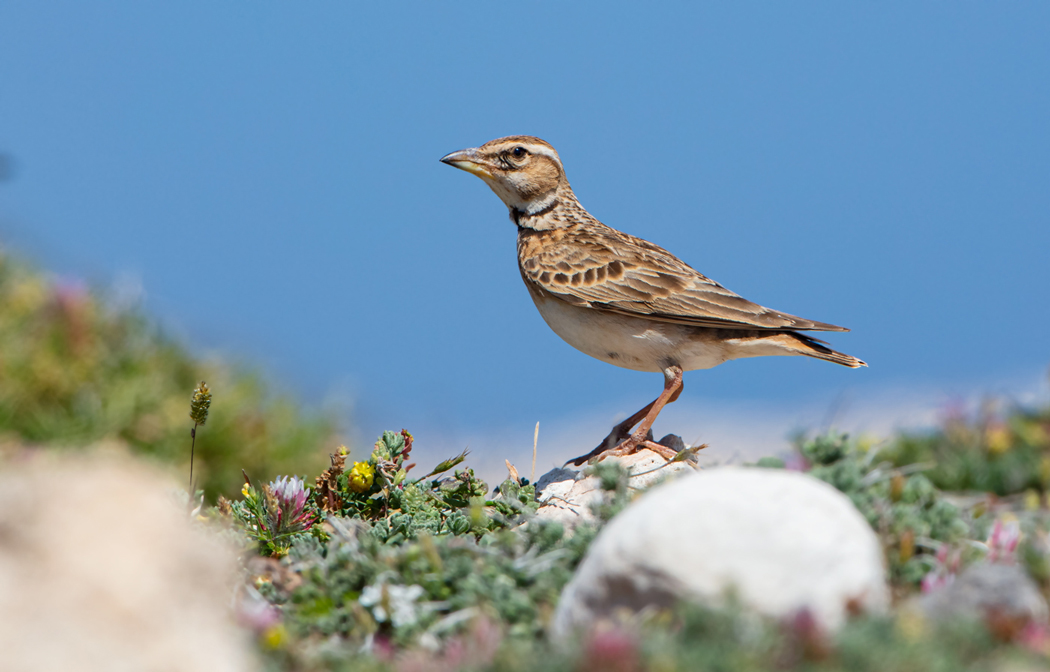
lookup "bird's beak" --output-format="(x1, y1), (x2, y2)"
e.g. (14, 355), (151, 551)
(440, 147), (495, 179)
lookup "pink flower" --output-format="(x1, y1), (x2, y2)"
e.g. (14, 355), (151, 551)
(987, 518), (1021, 564)
(581, 627), (640, 672)
(236, 589), (281, 633)
(784, 453), (811, 472)
(1020, 622), (1050, 656)
(266, 476), (315, 534)
(921, 545), (961, 594)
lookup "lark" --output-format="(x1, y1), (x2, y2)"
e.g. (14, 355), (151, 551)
(441, 136), (865, 465)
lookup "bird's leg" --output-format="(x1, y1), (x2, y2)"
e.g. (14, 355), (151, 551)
(566, 366), (685, 466)
(603, 401), (657, 448)
(564, 401), (656, 467)
(606, 365), (684, 459)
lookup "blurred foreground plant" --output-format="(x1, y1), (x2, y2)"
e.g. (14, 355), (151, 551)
(0, 247), (335, 499)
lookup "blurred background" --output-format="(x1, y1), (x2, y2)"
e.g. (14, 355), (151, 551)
(1, 3), (1048, 496)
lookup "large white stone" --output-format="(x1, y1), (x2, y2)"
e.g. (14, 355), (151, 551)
(552, 466), (889, 637)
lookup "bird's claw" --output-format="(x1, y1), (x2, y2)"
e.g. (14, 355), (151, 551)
(565, 426), (655, 466)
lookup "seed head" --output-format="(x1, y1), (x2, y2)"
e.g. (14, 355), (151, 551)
(189, 381), (212, 425)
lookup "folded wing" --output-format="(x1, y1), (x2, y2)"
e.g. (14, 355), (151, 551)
(518, 226), (848, 332)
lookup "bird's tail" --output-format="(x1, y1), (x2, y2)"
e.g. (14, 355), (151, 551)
(778, 332), (867, 368)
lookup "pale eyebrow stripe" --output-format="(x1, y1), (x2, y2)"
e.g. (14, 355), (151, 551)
(526, 144), (562, 167)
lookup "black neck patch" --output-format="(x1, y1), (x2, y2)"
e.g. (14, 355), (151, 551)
(511, 198), (559, 228)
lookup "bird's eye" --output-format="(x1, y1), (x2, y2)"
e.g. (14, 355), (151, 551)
(511, 146), (527, 159)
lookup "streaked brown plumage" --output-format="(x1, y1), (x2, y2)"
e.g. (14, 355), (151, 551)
(441, 135), (864, 464)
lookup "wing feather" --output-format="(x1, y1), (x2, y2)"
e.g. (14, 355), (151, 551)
(517, 225), (848, 332)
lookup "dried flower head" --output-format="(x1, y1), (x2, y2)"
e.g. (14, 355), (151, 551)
(189, 381), (212, 425)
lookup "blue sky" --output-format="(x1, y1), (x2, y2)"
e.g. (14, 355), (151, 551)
(1, 3), (1048, 469)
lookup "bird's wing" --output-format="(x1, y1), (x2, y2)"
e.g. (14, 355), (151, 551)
(518, 227), (848, 332)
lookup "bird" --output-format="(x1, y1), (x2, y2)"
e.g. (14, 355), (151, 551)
(440, 136), (865, 466)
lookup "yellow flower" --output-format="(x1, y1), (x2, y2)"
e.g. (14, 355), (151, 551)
(241, 483), (251, 497)
(1040, 456), (1050, 488)
(348, 461), (375, 493)
(261, 624), (287, 650)
(1025, 489), (1041, 511)
(896, 607), (927, 642)
(985, 425), (1011, 455)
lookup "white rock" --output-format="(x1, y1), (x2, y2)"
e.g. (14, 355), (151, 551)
(0, 454), (256, 672)
(552, 466), (889, 637)
(534, 449), (695, 529)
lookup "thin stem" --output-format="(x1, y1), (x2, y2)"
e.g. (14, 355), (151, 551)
(531, 422), (539, 485)
(189, 422), (198, 502)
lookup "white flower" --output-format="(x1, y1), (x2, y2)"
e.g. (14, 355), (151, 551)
(359, 582), (426, 628)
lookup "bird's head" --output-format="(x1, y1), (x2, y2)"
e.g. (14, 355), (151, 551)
(440, 136), (570, 216)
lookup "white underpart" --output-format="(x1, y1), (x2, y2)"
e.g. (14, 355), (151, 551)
(483, 172), (558, 214)
(481, 175), (524, 210)
(530, 289), (804, 373)
(523, 190), (559, 214)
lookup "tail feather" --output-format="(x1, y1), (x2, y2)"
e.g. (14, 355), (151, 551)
(785, 332), (867, 368)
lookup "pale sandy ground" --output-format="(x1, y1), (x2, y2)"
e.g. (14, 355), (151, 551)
(400, 371), (1050, 488)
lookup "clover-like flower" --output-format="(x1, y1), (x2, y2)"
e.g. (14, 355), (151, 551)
(348, 461), (375, 493)
(264, 476), (315, 535)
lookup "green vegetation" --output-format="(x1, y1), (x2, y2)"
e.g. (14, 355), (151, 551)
(0, 248), (335, 499)
(222, 430), (1050, 671)
(882, 400), (1050, 496)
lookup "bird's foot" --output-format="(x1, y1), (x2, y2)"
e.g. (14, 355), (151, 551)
(565, 423), (648, 466)
(603, 436), (680, 462)
(566, 428), (683, 466)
